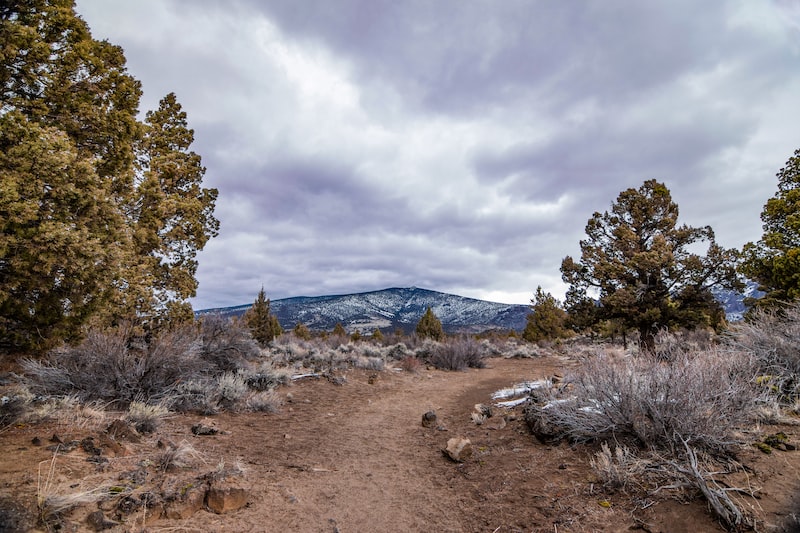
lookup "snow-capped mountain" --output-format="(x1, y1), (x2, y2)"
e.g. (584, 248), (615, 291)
(198, 287), (531, 333)
(198, 282), (763, 334)
(712, 280), (764, 322)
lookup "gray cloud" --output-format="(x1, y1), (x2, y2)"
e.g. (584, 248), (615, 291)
(74, 0), (800, 308)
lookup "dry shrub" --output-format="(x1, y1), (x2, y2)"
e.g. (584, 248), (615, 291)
(525, 346), (759, 454)
(22, 323), (207, 406)
(37, 453), (105, 528)
(399, 355), (422, 373)
(428, 336), (487, 371)
(728, 304), (800, 402)
(198, 314), (261, 372)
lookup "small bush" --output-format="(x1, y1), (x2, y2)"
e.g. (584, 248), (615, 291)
(429, 336), (487, 371)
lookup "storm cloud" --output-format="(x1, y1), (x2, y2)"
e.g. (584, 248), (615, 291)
(75, 0), (800, 308)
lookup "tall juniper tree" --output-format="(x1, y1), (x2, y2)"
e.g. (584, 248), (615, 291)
(0, 1), (218, 352)
(561, 180), (740, 352)
(742, 148), (800, 309)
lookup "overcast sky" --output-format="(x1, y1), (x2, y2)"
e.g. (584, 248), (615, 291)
(74, 0), (800, 308)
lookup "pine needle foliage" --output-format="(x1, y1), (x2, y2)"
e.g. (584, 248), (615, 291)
(416, 307), (444, 341)
(245, 288), (282, 347)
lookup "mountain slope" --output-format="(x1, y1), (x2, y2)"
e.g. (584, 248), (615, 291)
(198, 287), (530, 333)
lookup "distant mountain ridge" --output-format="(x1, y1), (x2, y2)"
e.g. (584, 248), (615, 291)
(198, 287), (531, 333)
(198, 283), (761, 334)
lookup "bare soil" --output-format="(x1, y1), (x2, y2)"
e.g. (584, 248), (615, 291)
(1, 354), (799, 532)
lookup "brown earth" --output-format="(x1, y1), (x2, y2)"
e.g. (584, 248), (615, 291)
(1, 354), (799, 532)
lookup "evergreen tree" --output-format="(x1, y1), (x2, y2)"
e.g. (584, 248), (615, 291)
(562, 180), (740, 352)
(332, 323), (347, 337)
(742, 148), (800, 309)
(293, 322), (311, 340)
(245, 288), (282, 347)
(0, 113), (127, 350)
(416, 307), (444, 341)
(124, 93), (219, 325)
(523, 286), (570, 343)
(0, 2), (218, 351)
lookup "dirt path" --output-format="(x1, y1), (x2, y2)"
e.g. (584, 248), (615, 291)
(2, 355), (799, 532)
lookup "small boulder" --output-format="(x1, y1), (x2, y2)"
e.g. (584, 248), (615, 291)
(105, 419), (141, 443)
(421, 410), (437, 428)
(206, 480), (250, 514)
(163, 479), (206, 520)
(444, 437), (472, 462)
(191, 423), (220, 436)
(86, 510), (118, 531)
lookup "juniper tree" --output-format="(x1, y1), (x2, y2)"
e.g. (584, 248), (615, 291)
(245, 288), (282, 347)
(742, 148), (800, 309)
(523, 286), (570, 343)
(416, 307), (444, 341)
(0, 2), (219, 351)
(561, 180), (740, 352)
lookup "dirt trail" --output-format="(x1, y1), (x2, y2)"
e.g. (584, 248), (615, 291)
(1, 355), (799, 532)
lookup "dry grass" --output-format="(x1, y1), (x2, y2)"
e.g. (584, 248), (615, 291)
(37, 453), (105, 528)
(126, 401), (170, 434)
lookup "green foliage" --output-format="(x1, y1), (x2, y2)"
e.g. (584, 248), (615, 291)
(123, 93), (219, 325)
(0, 112), (127, 351)
(293, 322), (311, 340)
(416, 307), (444, 341)
(742, 148), (800, 309)
(245, 288), (282, 347)
(523, 286), (571, 343)
(561, 180), (740, 352)
(0, 2), (218, 352)
(371, 328), (384, 342)
(332, 323), (347, 337)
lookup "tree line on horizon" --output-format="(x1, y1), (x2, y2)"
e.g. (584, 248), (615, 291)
(3, 1), (800, 356)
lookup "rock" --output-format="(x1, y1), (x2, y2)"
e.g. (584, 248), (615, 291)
(444, 437), (472, 462)
(191, 423), (219, 436)
(81, 436), (102, 456)
(86, 510), (117, 531)
(474, 403), (493, 418)
(421, 410), (437, 428)
(163, 478), (206, 520)
(105, 419), (141, 443)
(205, 479), (250, 514)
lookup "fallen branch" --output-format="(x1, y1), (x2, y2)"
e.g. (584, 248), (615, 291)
(678, 437), (753, 531)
